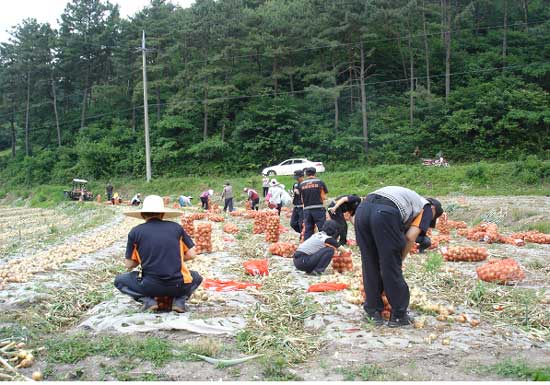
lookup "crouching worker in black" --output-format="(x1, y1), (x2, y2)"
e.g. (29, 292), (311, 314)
(293, 220), (350, 275)
(327, 194), (363, 246)
(355, 186), (443, 327)
(114, 195), (203, 313)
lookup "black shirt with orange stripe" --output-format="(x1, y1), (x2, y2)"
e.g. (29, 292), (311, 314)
(409, 207), (433, 235)
(125, 218), (195, 283)
(299, 177), (328, 210)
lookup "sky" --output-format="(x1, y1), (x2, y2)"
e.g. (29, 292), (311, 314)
(0, 0), (195, 44)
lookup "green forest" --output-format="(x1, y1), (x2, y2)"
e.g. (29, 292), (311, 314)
(0, 0), (548, 185)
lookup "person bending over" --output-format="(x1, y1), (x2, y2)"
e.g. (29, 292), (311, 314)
(355, 186), (443, 327)
(327, 194), (363, 246)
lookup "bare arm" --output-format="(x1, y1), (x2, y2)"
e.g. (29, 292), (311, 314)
(329, 196), (349, 212)
(402, 226), (422, 260)
(124, 259), (139, 271)
(184, 247), (197, 261)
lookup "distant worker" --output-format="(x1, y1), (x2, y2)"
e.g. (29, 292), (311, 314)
(262, 176), (270, 197)
(292, 220), (349, 275)
(199, 189), (213, 210)
(178, 195), (193, 208)
(221, 182), (234, 212)
(106, 182), (113, 201)
(114, 195), (202, 312)
(300, 167), (328, 240)
(243, 188), (260, 210)
(327, 194), (363, 246)
(111, 192), (122, 205)
(268, 179), (284, 215)
(290, 170), (304, 235)
(355, 186), (443, 327)
(131, 193), (142, 206)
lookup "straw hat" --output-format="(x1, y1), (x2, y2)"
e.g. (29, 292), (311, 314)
(123, 195), (181, 219)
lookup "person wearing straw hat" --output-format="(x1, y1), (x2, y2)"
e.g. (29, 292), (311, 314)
(114, 195), (203, 312)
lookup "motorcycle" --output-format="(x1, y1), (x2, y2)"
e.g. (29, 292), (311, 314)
(422, 157), (449, 167)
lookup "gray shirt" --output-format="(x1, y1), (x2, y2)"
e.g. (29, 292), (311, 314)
(222, 185), (233, 199)
(372, 186), (429, 226)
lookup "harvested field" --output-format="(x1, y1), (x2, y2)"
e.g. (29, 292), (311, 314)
(0, 196), (548, 381)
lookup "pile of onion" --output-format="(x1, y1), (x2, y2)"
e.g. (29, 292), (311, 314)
(358, 284), (392, 320)
(476, 258), (525, 284)
(223, 223), (239, 234)
(208, 214), (225, 222)
(189, 213), (207, 221)
(268, 242), (297, 258)
(510, 230), (550, 245)
(332, 250), (353, 273)
(265, 214), (280, 243)
(194, 223), (213, 254)
(253, 211), (269, 234)
(180, 215), (195, 237)
(441, 246), (488, 262)
(436, 215), (451, 235)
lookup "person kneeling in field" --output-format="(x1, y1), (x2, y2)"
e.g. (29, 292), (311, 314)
(114, 195), (203, 312)
(293, 220), (350, 275)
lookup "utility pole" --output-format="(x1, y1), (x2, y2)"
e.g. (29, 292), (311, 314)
(141, 30), (152, 182)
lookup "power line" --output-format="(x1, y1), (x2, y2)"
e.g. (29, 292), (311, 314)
(174, 19), (550, 68)
(20, 60), (547, 136)
(2, 20), (547, 123)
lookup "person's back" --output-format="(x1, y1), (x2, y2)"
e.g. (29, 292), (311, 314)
(300, 168), (328, 240)
(223, 185), (233, 199)
(128, 219), (192, 282)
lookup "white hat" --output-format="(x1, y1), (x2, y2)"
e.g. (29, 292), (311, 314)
(208, 189), (214, 196)
(124, 195), (181, 219)
(270, 179), (279, 186)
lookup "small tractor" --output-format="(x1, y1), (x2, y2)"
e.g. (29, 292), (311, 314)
(64, 179), (94, 201)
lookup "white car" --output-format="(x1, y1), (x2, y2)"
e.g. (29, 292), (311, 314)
(262, 158), (326, 176)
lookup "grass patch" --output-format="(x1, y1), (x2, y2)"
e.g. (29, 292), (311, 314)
(260, 355), (303, 381)
(480, 360), (550, 381)
(339, 364), (386, 381)
(3, 162), (550, 207)
(45, 334), (174, 367)
(521, 221), (550, 234)
(423, 252), (443, 273)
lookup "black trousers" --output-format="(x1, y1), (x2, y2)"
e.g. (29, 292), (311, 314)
(290, 206), (304, 233)
(114, 271), (203, 301)
(200, 197), (209, 209)
(303, 208), (327, 241)
(293, 248), (334, 274)
(223, 198), (234, 212)
(250, 198), (259, 210)
(328, 206), (348, 246)
(355, 199), (409, 318)
(263, 187), (268, 197)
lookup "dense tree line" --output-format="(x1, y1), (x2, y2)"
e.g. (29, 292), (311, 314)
(0, 0), (548, 183)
